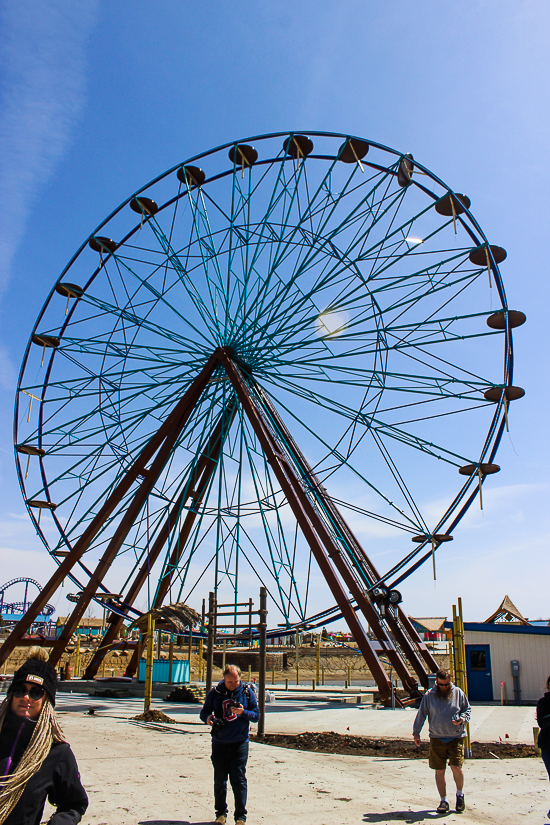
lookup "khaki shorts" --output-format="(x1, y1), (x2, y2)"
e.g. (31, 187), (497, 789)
(429, 737), (464, 770)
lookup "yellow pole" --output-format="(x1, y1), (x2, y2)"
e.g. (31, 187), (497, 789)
(74, 634), (81, 678)
(456, 599), (471, 755)
(144, 613), (155, 713)
(199, 638), (204, 681)
(316, 635), (321, 686)
(168, 638), (174, 684)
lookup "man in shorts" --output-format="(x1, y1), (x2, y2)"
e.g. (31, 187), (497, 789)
(413, 668), (471, 814)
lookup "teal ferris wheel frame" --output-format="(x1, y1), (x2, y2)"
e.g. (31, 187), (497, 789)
(5, 131), (524, 691)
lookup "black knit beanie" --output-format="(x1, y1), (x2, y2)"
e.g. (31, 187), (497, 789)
(11, 648), (57, 706)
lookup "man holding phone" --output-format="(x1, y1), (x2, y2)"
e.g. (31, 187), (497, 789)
(413, 668), (471, 814)
(200, 664), (260, 825)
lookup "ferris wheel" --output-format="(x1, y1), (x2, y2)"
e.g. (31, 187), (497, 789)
(4, 131), (524, 694)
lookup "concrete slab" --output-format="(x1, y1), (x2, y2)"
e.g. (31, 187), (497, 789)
(48, 706), (550, 825)
(55, 693), (539, 745)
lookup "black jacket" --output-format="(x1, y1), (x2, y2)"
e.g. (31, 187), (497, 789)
(200, 680), (260, 744)
(537, 691), (550, 751)
(0, 711), (88, 825)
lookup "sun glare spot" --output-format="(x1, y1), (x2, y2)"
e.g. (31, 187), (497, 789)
(315, 310), (349, 338)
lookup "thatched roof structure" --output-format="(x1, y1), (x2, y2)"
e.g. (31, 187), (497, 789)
(484, 595), (530, 625)
(129, 602), (201, 634)
(409, 617), (447, 633)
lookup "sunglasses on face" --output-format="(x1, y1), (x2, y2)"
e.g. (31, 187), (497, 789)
(12, 684), (46, 701)
(437, 681), (451, 687)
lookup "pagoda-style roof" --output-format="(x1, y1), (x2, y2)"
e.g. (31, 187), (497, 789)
(484, 595), (530, 625)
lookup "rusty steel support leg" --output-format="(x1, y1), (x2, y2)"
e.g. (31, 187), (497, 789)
(153, 404), (237, 610)
(206, 592), (216, 693)
(0, 351), (225, 669)
(257, 383), (429, 692)
(123, 408), (235, 678)
(84, 402), (235, 679)
(246, 376), (415, 694)
(257, 586), (267, 739)
(125, 634), (146, 681)
(221, 356), (395, 697)
(395, 609), (438, 674)
(48, 352), (230, 668)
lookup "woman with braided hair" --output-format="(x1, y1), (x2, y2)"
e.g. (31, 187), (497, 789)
(0, 648), (88, 825)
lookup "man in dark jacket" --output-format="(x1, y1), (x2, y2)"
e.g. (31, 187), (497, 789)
(200, 664), (260, 825)
(536, 675), (550, 818)
(0, 648), (88, 825)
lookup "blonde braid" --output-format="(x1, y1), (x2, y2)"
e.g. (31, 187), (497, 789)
(0, 696), (66, 824)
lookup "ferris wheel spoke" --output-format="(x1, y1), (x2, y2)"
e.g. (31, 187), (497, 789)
(66, 290), (204, 351)
(252, 382), (424, 529)
(240, 427), (304, 620)
(263, 371), (474, 468)
(142, 220), (224, 342)
(110, 249), (220, 346)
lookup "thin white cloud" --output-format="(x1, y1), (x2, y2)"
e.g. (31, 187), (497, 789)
(0, 0), (98, 294)
(0, 345), (17, 393)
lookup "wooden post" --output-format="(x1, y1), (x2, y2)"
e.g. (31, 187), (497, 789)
(248, 664), (251, 682)
(456, 598), (471, 756)
(74, 634), (81, 678)
(257, 586), (267, 739)
(296, 666), (299, 686)
(206, 592), (215, 693)
(285, 678), (288, 690)
(168, 638), (174, 684)
(144, 613), (155, 713)
(188, 625), (193, 680)
(347, 665), (351, 686)
(322, 666), (325, 686)
(222, 638), (227, 672)
(316, 635), (321, 685)
(199, 638), (204, 681)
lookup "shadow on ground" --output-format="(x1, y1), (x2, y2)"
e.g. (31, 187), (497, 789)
(139, 820), (214, 825)
(363, 810), (442, 823)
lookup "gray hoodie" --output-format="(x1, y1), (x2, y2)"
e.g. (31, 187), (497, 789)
(413, 684), (471, 739)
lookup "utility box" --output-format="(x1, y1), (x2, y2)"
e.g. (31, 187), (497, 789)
(138, 659), (189, 683)
(511, 659), (521, 705)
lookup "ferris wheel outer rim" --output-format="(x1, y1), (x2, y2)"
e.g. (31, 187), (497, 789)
(14, 129), (516, 618)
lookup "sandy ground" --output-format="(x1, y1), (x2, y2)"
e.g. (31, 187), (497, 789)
(41, 694), (550, 825)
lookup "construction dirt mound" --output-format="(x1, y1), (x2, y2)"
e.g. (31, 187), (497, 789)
(255, 732), (536, 760)
(132, 709), (177, 723)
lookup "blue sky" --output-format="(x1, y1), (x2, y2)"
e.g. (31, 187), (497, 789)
(0, 0), (548, 626)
